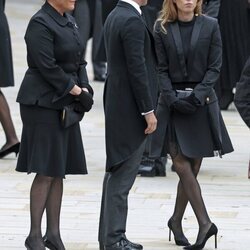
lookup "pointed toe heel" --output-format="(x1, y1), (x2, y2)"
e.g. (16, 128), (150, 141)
(167, 218), (190, 246)
(184, 223), (218, 250)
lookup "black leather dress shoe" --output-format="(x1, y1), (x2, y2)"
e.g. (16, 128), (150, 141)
(104, 238), (143, 250)
(138, 157), (166, 177)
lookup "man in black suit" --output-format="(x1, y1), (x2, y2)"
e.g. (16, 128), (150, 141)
(98, 1), (158, 249)
(101, 0), (167, 177)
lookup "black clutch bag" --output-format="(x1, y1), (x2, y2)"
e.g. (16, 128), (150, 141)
(61, 103), (84, 128)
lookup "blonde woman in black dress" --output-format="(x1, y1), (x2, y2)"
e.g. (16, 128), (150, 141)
(153, 0), (233, 249)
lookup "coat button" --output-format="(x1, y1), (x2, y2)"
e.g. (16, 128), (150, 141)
(206, 97), (210, 103)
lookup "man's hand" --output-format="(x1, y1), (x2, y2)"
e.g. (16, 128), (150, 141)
(144, 112), (157, 134)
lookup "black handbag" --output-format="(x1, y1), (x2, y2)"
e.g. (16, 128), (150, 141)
(61, 103), (84, 128)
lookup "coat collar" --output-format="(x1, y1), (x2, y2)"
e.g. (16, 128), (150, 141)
(42, 1), (70, 26)
(117, 0), (141, 17)
(170, 15), (203, 78)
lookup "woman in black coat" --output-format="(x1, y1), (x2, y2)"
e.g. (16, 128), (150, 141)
(153, 0), (233, 249)
(0, 0), (20, 158)
(16, 0), (93, 249)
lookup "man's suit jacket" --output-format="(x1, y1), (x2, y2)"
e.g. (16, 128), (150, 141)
(202, 0), (221, 18)
(104, 1), (158, 169)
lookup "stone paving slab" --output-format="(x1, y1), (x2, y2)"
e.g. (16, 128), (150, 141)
(0, 1), (250, 250)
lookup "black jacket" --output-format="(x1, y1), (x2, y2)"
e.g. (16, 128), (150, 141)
(104, 1), (158, 169)
(234, 57), (250, 127)
(154, 15), (222, 107)
(152, 15), (233, 158)
(17, 2), (93, 110)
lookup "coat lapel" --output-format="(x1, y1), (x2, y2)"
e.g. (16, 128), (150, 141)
(187, 16), (203, 74)
(170, 22), (188, 78)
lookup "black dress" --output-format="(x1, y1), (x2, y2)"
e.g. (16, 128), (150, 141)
(16, 2), (93, 177)
(0, 0), (14, 87)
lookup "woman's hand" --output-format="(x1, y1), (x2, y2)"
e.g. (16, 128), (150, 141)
(70, 85), (82, 95)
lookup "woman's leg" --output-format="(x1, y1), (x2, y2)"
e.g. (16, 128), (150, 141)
(171, 154), (212, 244)
(26, 174), (54, 249)
(44, 177), (65, 249)
(169, 158), (202, 241)
(0, 90), (19, 150)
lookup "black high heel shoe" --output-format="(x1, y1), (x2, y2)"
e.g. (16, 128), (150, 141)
(0, 142), (20, 158)
(183, 223), (218, 250)
(168, 218), (190, 246)
(25, 237), (45, 250)
(43, 236), (58, 250)
(25, 238), (32, 250)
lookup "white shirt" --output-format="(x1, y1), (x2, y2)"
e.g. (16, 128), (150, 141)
(121, 0), (142, 15)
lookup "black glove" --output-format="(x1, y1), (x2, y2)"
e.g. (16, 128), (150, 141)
(181, 93), (200, 106)
(74, 102), (86, 114)
(76, 90), (94, 112)
(172, 99), (197, 114)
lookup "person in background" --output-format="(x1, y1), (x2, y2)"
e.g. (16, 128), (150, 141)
(234, 56), (250, 179)
(202, 0), (220, 18)
(98, 0), (158, 249)
(0, 0), (20, 159)
(73, 0), (106, 82)
(15, 0), (93, 249)
(214, 0), (250, 110)
(153, 0), (233, 248)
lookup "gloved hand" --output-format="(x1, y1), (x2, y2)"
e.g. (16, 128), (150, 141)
(181, 93), (200, 106)
(172, 99), (197, 114)
(74, 102), (86, 114)
(75, 90), (94, 112)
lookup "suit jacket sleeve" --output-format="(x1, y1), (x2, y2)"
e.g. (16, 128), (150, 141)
(193, 20), (222, 105)
(25, 19), (75, 102)
(153, 23), (177, 107)
(78, 57), (94, 95)
(203, 0), (221, 18)
(121, 16), (153, 113)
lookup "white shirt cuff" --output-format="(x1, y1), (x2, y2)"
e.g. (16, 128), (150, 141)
(141, 110), (154, 116)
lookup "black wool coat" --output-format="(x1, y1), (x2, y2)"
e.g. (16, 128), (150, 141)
(103, 1), (158, 169)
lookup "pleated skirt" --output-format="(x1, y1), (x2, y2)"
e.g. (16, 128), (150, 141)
(16, 104), (87, 177)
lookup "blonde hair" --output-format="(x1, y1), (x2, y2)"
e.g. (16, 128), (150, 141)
(156, 0), (203, 33)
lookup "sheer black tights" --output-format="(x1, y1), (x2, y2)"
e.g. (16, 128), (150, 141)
(27, 174), (65, 250)
(170, 153), (212, 244)
(0, 90), (19, 150)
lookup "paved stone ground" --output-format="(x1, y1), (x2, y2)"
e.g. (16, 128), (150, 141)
(0, 1), (249, 250)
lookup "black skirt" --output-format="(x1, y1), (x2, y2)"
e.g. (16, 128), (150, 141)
(16, 105), (87, 177)
(150, 94), (234, 159)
